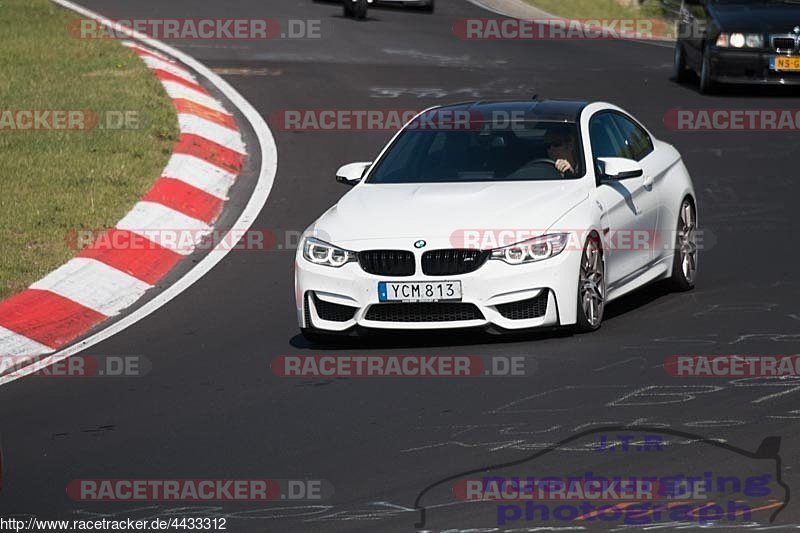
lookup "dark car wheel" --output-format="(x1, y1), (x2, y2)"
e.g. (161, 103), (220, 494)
(699, 44), (716, 94)
(423, 0), (435, 13)
(353, 0), (368, 19)
(673, 42), (691, 83)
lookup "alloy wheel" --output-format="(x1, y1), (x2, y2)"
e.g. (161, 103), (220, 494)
(678, 200), (698, 284)
(580, 238), (605, 327)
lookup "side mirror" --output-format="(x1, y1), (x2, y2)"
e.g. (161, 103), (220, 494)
(335, 162), (371, 186)
(597, 157), (644, 181)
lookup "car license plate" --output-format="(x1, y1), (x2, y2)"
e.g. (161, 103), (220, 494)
(378, 281), (462, 302)
(771, 56), (800, 71)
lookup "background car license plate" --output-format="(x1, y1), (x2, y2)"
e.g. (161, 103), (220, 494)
(771, 56), (800, 71)
(378, 281), (462, 302)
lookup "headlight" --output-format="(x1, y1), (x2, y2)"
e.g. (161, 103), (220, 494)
(490, 233), (570, 265)
(745, 34), (764, 48)
(716, 32), (763, 48)
(302, 237), (357, 267)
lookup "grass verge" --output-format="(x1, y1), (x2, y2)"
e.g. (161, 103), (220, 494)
(0, 0), (178, 299)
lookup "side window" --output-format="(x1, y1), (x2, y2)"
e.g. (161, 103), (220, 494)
(589, 113), (626, 160)
(612, 113), (654, 161)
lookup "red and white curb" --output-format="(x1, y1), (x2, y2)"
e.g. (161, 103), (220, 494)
(0, 0), (277, 385)
(0, 41), (244, 364)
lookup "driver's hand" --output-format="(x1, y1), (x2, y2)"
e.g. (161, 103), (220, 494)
(555, 159), (574, 174)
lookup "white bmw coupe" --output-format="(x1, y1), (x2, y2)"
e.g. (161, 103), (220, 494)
(294, 100), (697, 342)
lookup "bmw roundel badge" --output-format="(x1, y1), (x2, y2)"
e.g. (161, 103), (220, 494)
(414, 240), (427, 249)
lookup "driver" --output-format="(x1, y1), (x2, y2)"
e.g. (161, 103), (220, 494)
(544, 125), (578, 175)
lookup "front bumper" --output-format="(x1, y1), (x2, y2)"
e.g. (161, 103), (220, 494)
(708, 48), (800, 85)
(294, 244), (581, 333)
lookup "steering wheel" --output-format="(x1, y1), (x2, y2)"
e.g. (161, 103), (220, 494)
(520, 157), (574, 179)
(529, 158), (557, 166)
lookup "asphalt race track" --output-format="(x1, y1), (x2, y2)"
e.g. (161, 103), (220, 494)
(2, 0), (800, 531)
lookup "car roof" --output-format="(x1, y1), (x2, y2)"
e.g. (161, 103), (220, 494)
(431, 99), (590, 122)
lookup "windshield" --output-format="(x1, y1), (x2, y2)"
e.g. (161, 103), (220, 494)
(366, 120), (584, 184)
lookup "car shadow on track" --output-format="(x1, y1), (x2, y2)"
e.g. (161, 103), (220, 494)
(311, 0), (434, 16)
(289, 327), (574, 350)
(672, 74), (800, 97)
(603, 278), (675, 321)
(288, 280), (679, 350)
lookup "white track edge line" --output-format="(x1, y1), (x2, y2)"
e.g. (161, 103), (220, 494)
(0, 0), (278, 386)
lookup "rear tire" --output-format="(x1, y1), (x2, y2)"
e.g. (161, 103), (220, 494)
(673, 42), (690, 83)
(423, 0), (435, 13)
(574, 234), (605, 333)
(669, 198), (697, 292)
(343, 0), (353, 17)
(353, 0), (368, 19)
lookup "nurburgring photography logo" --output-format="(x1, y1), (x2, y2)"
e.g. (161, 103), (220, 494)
(413, 426), (789, 530)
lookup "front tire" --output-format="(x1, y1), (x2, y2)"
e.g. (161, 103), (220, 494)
(343, 0), (353, 17)
(574, 234), (605, 333)
(423, 0), (435, 13)
(669, 198), (698, 291)
(699, 44), (716, 94)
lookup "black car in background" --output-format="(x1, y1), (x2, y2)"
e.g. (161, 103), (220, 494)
(674, 0), (800, 92)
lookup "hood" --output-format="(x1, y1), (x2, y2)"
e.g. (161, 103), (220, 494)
(311, 180), (589, 248)
(710, 1), (800, 32)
